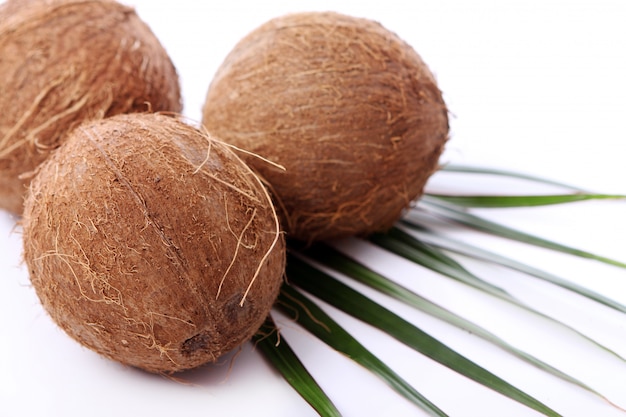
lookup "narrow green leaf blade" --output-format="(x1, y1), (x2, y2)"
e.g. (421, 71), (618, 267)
(278, 285), (449, 417)
(438, 164), (585, 191)
(369, 228), (511, 299)
(254, 316), (342, 417)
(425, 193), (625, 208)
(413, 199), (626, 269)
(286, 256), (561, 417)
(369, 227), (626, 361)
(413, 228), (626, 315)
(301, 243), (617, 404)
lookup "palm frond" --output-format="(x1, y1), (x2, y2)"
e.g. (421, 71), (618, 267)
(438, 164), (586, 191)
(276, 284), (449, 417)
(258, 165), (626, 416)
(299, 242), (616, 405)
(285, 255), (562, 417)
(253, 316), (342, 417)
(411, 227), (626, 314)
(409, 198), (626, 269)
(425, 193), (625, 208)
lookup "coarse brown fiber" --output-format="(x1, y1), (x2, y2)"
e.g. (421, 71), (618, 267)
(202, 11), (449, 242)
(0, 0), (181, 214)
(22, 113), (285, 373)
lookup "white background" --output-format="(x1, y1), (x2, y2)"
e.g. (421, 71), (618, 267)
(2, 1), (626, 416)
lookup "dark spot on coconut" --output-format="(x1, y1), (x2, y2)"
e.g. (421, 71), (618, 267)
(181, 332), (211, 356)
(225, 292), (250, 324)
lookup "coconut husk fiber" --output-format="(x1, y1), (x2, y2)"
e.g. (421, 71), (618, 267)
(0, 0), (181, 214)
(202, 12), (449, 243)
(22, 113), (285, 373)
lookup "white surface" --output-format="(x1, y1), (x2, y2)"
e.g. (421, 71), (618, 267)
(2, 1), (626, 416)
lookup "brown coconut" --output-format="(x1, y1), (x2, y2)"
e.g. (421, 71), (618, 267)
(22, 113), (285, 373)
(0, 0), (181, 214)
(202, 12), (449, 242)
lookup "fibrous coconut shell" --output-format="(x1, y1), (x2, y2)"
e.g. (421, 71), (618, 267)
(0, 0), (181, 214)
(202, 11), (449, 242)
(22, 113), (285, 373)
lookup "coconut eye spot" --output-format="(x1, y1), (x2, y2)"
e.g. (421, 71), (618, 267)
(181, 332), (212, 357)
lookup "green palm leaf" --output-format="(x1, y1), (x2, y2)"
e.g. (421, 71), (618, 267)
(412, 227), (626, 314)
(253, 316), (342, 417)
(410, 198), (626, 269)
(299, 243), (620, 407)
(369, 227), (626, 361)
(277, 284), (448, 417)
(258, 165), (625, 416)
(286, 255), (562, 417)
(425, 193), (625, 208)
(368, 228), (510, 298)
(438, 164), (585, 191)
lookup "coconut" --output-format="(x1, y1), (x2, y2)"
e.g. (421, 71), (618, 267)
(202, 12), (449, 242)
(22, 113), (285, 373)
(0, 0), (181, 214)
